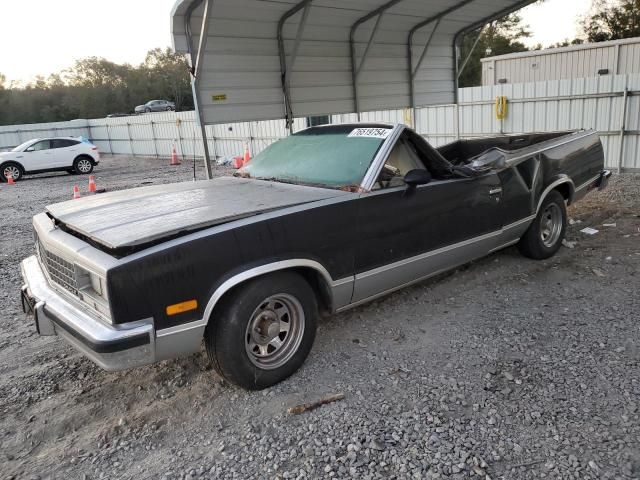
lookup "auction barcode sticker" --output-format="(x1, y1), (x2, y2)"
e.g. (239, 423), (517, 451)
(348, 128), (392, 139)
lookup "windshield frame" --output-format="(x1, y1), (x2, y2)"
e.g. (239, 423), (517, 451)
(12, 139), (38, 152)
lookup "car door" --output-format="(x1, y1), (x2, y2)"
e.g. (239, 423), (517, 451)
(352, 131), (504, 303)
(22, 140), (55, 170)
(50, 139), (79, 168)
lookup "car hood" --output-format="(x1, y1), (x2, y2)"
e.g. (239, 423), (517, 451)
(0, 151), (16, 158)
(46, 176), (350, 253)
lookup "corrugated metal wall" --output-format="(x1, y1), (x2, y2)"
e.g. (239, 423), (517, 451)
(418, 73), (639, 171)
(482, 37), (640, 86)
(1, 74), (638, 170)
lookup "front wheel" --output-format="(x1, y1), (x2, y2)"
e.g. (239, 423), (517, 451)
(205, 272), (318, 390)
(518, 190), (567, 260)
(73, 157), (94, 175)
(1, 162), (23, 182)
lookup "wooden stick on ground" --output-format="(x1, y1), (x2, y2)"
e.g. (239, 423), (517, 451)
(287, 393), (345, 415)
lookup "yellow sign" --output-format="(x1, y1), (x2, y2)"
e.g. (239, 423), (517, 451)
(212, 94), (227, 102)
(495, 96), (508, 120)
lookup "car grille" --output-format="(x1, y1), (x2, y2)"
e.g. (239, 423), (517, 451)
(36, 239), (79, 296)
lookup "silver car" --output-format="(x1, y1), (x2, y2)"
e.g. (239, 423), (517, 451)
(134, 100), (175, 114)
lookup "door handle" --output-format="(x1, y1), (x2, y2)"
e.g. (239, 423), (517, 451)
(489, 188), (502, 195)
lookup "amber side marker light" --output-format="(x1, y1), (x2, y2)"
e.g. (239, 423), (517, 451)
(166, 300), (198, 316)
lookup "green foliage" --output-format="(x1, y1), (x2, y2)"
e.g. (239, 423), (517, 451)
(581, 0), (640, 42)
(0, 48), (192, 126)
(458, 14), (531, 87)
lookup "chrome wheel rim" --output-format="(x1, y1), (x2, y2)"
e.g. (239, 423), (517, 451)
(77, 159), (92, 173)
(540, 203), (563, 247)
(245, 293), (305, 370)
(3, 165), (20, 180)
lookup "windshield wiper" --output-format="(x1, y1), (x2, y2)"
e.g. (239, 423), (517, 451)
(253, 176), (340, 190)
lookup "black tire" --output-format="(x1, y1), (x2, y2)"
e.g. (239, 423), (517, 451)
(145, 107), (151, 113)
(518, 190), (567, 260)
(73, 156), (94, 175)
(1, 162), (23, 182)
(166, 106), (173, 111)
(205, 271), (318, 390)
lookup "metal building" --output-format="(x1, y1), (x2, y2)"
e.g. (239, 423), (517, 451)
(481, 37), (640, 86)
(171, 0), (537, 177)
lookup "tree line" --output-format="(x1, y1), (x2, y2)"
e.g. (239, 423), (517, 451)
(454, 0), (638, 87)
(0, 1), (638, 126)
(0, 48), (193, 126)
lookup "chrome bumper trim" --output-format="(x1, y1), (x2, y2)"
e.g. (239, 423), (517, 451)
(20, 255), (154, 371)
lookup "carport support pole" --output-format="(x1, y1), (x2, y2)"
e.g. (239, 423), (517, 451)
(185, 0), (213, 179)
(278, 0), (314, 134)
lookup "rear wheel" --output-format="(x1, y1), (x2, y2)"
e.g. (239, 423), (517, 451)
(205, 272), (318, 390)
(1, 162), (23, 182)
(518, 190), (567, 260)
(73, 157), (94, 175)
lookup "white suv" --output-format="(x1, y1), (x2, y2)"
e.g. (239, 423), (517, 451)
(0, 137), (100, 182)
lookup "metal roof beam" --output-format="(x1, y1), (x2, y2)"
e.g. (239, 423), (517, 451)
(349, 0), (405, 117)
(277, 0), (314, 132)
(406, 0), (477, 110)
(452, 0), (537, 102)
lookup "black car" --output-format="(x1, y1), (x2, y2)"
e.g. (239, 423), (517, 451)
(20, 123), (610, 389)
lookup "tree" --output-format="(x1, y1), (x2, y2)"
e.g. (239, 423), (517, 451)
(0, 48), (194, 126)
(144, 48), (193, 110)
(581, 0), (640, 42)
(458, 14), (531, 87)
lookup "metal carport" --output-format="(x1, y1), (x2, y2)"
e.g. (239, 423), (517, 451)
(171, 0), (536, 177)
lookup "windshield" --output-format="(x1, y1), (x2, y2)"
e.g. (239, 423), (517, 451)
(12, 140), (36, 152)
(240, 125), (392, 189)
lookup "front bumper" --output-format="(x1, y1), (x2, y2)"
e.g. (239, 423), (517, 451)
(20, 255), (154, 371)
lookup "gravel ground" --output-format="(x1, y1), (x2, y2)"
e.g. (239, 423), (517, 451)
(1, 156), (639, 480)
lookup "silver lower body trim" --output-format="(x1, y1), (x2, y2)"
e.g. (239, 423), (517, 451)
(339, 216), (535, 312)
(155, 320), (207, 361)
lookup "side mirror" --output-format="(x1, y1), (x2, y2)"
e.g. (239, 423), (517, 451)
(403, 169), (431, 197)
(25, 147), (35, 152)
(404, 169), (431, 186)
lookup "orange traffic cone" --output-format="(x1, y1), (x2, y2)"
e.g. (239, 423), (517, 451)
(73, 185), (81, 200)
(243, 144), (251, 166)
(6, 173), (15, 185)
(88, 175), (96, 193)
(170, 144), (180, 166)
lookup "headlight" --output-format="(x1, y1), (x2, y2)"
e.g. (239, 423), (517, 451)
(75, 265), (110, 319)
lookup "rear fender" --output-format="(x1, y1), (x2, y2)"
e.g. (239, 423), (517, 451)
(536, 175), (575, 213)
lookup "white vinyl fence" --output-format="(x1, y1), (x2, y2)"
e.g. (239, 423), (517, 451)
(1, 73), (638, 171)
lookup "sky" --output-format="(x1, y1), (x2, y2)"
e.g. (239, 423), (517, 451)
(0, 0), (595, 84)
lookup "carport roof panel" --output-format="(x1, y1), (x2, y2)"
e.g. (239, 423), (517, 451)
(171, 0), (535, 124)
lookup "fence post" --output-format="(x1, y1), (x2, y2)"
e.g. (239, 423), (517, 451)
(150, 120), (159, 158)
(617, 83), (629, 174)
(177, 118), (184, 162)
(106, 123), (113, 154)
(126, 122), (134, 156)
